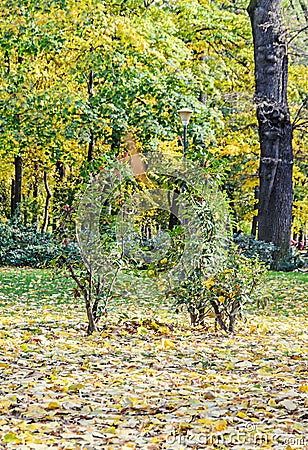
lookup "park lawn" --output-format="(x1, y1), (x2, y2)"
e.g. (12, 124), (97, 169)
(0, 268), (307, 449)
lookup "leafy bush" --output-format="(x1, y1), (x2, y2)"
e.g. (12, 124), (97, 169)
(167, 247), (267, 333)
(0, 218), (62, 268)
(232, 232), (307, 271)
(276, 253), (307, 272)
(233, 232), (276, 265)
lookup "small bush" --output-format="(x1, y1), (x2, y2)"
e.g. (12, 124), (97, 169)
(276, 253), (306, 272)
(233, 232), (276, 265)
(167, 246), (267, 333)
(0, 218), (62, 268)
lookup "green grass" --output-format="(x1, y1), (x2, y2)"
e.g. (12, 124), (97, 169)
(0, 267), (307, 322)
(269, 269), (308, 283)
(0, 267), (76, 312)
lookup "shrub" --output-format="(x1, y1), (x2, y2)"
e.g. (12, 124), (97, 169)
(233, 232), (276, 266)
(276, 253), (306, 272)
(167, 247), (267, 333)
(233, 232), (307, 271)
(0, 218), (62, 268)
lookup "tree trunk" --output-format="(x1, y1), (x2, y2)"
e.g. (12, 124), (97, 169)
(248, 0), (293, 266)
(251, 185), (259, 237)
(42, 171), (52, 233)
(11, 155), (22, 217)
(87, 70), (94, 162)
(10, 179), (15, 217)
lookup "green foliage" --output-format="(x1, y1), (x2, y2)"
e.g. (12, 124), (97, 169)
(232, 232), (307, 272)
(276, 252), (307, 272)
(233, 232), (276, 266)
(168, 247), (267, 333)
(0, 217), (62, 268)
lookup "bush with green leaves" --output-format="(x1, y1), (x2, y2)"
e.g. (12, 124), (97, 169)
(233, 232), (307, 271)
(276, 252), (307, 272)
(0, 218), (62, 268)
(233, 232), (276, 266)
(167, 247), (267, 333)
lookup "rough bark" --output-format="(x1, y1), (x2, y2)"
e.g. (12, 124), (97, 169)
(248, 0), (293, 265)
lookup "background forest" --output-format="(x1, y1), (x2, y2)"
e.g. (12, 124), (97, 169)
(0, 4), (307, 445)
(0, 0), (307, 247)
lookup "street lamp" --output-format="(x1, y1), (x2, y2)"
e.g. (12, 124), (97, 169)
(178, 108), (193, 157)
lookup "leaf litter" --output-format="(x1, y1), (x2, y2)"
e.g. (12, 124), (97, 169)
(0, 268), (307, 449)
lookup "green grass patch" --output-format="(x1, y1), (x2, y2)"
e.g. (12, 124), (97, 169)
(269, 269), (308, 283)
(0, 267), (307, 323)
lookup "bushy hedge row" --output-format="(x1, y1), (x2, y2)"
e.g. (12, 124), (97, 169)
(0, 218), (305, 272)
(0, 219), (63, 268)
(233, 232), (306, 271)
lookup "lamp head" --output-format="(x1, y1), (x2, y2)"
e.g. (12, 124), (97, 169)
(178, 108), (193, 126)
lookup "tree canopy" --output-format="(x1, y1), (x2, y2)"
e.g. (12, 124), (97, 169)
(0, 0), (307, 241)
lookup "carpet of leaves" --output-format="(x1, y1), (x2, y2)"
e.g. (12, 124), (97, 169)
(0, 268), (307, 450)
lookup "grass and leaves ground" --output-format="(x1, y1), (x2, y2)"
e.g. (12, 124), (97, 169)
(0, 268), (307, 449)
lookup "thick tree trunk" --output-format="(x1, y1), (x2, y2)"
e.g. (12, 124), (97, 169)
(11, 155), (22, 217)
(248, 0), (293, 266)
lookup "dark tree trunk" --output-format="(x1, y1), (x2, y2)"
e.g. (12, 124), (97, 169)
(10, 180), (15, 217)
(87, 69), (94, 162)
(56, 160), (65, 181)
(251, 185), (259, 237)
(111, 127), (121, 154)
(299, 0), (308, 23)
(88, 129), (95, 162)
(42, 171), (52, 233)
(11, 155), (22, 217)
(32, 161), (39, 225)
(248, 0), (293, 266)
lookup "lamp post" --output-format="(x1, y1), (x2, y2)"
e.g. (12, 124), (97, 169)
(178, 108), (193, 157)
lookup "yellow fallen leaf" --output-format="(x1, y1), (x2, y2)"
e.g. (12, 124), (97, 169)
(20, 343), (29, 352)
(19, 421), (41, 431)
(0, 362), (9, 368)
(161, 338), (175, 350)
(299, 384), (308, 393)
(268, 398), (277, 407)
(215, 420), (228, 431)
(237, 411), (248, 418)
(198, 418), (214, 426)
(3, 432), (22, 444)
(104, 426), (117, 435)
(47, 401), (61, 410)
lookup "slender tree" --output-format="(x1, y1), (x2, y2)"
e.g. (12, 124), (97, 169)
(11, 155), (22, 217)
(248, 0), (293, 266)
